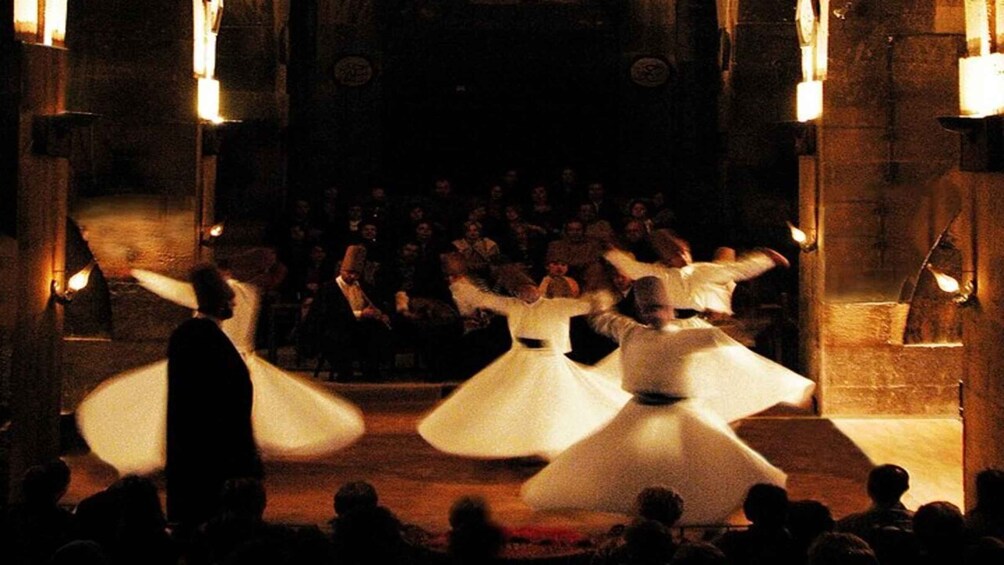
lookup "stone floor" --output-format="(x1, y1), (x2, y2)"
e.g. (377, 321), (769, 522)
(61, 382), (963, 535)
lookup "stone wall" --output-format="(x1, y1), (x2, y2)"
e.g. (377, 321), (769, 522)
(961, 172), (1004, 509)
(800, 0), (967, 415)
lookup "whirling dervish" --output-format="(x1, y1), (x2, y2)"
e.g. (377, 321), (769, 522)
(417, 263), (632, 460)
(76, 263), (366, 476)
(592, 236), (815, 422)
(522, 276), (802, 524)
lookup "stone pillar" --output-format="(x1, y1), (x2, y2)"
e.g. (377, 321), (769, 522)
(961, 172), (1004, 509)
(5, 39), (69, 500)
(801, 0), (965, 415)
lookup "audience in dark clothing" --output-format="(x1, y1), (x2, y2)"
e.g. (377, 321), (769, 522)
(4, 460), (1003, 565)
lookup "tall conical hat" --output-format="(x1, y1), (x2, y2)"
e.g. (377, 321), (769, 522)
(633, 276), (670, 309)
(544, 276), (574, 298)
(341, 245), (367, 272)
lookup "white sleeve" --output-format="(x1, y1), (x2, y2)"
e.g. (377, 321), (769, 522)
(450, 279), (518, 315)
(550, 297), (594, 318)
(604, 248), (664, 281)
(131, 269), (198, 310)
(589, 310), (641, 343)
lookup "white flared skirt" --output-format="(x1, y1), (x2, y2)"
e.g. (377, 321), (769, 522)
(417, 347), (632, 460)
(75, 354), (366, 475)
(591, 329), (814, 423)
(520, 399), (786, 525)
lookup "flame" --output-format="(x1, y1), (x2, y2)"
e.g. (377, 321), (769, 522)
(67, 263), (95, 293)
(787, 222), (809, 245)
(198, 78), (221, 121)
(209, 222), (224, 237)
(797, 81), (823, 122)
(959, 54), (1004, 117)
(927, 265), (961, 294)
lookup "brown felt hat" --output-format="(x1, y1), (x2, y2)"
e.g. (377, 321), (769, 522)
(341, 245), (367, 272)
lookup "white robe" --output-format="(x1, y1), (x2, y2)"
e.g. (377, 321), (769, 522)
(521, 311), (797, 524)
(75, 270), (366, 475)
(603, 248), (776, 315)
(417, 280), (631, 460)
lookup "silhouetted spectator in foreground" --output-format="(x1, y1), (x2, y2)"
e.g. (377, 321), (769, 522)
(669, 541), (727, 565)
(912, 501), (965, 565)
(967, 468), (1004, 541)
(189, 477), (288, 565)
(787, 499), (835, 564)
(592, 486), (684, 565)
(51, 540), (108, 565)
(447, 496), (504, 565)
(714, 483), (797, 565)
(102, 476), (177, 565)
(807, 532), (878, 565)
(837, 463), (913, 540)
(0, 460), (77, 565)
(329, 481), (413, 565)
(966, 535), (1004, 565)
(867, 525), (920, 565)
(621, 519), (676, 565)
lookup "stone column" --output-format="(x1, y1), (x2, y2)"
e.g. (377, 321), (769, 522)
(5, 39), (69, 501)
(802, 0), (965, 415)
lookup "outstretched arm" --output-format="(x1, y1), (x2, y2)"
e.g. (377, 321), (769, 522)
(603, 248), (665, 281)
(449, 278), (519, 316)
(131, 269), (198, 310)
(589, 310), (641, 344)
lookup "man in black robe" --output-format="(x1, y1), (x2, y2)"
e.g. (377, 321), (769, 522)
(166, 264), (260, 535)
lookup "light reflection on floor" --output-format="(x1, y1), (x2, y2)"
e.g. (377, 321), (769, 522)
(62, 384), (965, 534)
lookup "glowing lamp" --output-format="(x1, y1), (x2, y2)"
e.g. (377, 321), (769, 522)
(797, 81), (823, 122)
(201, 221), (225, 246)
(198, 78), (221, 122)
(959, 54), (1004, 117)
(926, 264), (976, 305)
(51, 261), (96, 305)
(14, 0), (67, 45)
(787, 221), (817, 252)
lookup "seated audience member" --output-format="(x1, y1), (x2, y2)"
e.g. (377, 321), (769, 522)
(592, 486), (684, 565)
(526, 184), (561, 238)
(714, 483), (797, 565)
(305, 245), (391, 381)
(74, 476), (172, 563)
(331, 481), (380, 524)
(967, 535), (1004, 565)
(1, 460), (77, 565)
(620, 219), (659, 263)
(539, 247), (581, 298)
(358, 220), (390, 268)
(548, 218), (603, 280)
(787, 499), (835, 563)
(912, 501), (965, 565)
(966, 468), (1004, 541)
(452, 220), (501, 283)
(837, 464), (914, 539)
(333, 505), (412, 565)
(669, 541), (727, 565)
(501, 221), (547, 281)
(577, 200), (616, 244)
(51, 540), (109, 565)
(807, 532), (879, 565)
(189, 477), (287, 565)
(585, 181), (620, 226)
(448, 496), (505, 565)
(867, 525), (920, 565)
